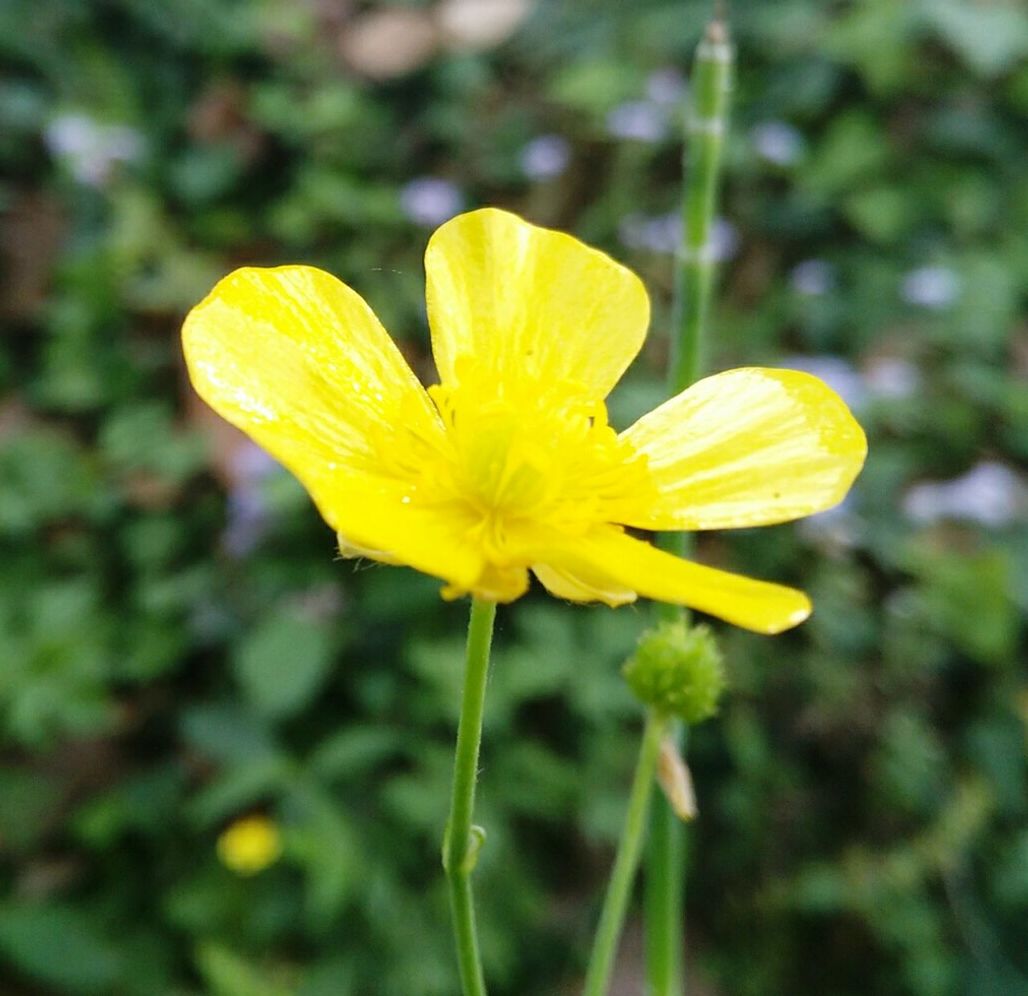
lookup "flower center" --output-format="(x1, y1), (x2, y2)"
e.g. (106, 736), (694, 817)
(419, 371), (652, 560)
(455, 408), (555, 516)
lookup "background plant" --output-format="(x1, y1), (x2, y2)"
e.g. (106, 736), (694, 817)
(1, 1), (1027, 994)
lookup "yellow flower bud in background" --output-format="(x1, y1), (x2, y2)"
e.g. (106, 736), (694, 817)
(217, 815), (282, 876)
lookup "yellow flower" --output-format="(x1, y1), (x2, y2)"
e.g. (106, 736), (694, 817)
(183, 208), (865, 633)
(217, 814), (282, 875)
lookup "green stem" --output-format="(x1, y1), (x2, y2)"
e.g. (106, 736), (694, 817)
(583, 711), (667, 996)
(443, 598), (496, 996)
(668, 18), (734, 399)
(644, 722), (688, 994)
(646, 17), (733, 996)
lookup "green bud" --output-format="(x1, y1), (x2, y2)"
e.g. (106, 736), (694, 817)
(622, 621), (725, 724)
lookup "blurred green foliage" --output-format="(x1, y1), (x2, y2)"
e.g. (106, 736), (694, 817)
(1, 1), (1027, 994)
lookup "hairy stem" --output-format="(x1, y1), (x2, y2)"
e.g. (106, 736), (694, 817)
(583, 711), (667, 996)
(443, 598), (497, 996)
(644, 721), (689, 993)
(646, 16), (734, 996)
(668, 17), (734, 400)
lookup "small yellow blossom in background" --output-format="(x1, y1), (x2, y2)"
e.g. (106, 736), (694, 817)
(217, 815), (282, 876)
(183, 208), (866, 634)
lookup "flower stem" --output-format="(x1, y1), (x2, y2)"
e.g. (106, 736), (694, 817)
(668, 17), (734, 400)
(646, 16), (733, 996)
(644, 721), (689, 994)
(582, 710), (667, 996)
(444, 597), (496, 996)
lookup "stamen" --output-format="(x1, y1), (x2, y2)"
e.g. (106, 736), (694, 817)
(392, 373), (656, 564)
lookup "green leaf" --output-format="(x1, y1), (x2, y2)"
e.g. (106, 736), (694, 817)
(802, 111), (891, 196)
(188, 756), (292, 828)
(0, 903), (124, 994)
(195, 942), (294, 996)
(233, 611), (334, 719)
(823, 0), (917, 94)
(0, 768), (62, 851)
(285, 782), (359, 926)
(0, 428), (99, 533)
(915, 547), (1018, 666)
(309, 725), (401, 780)
(181, 704), (280, 765)
(844, 185), (919, 244)
(296, 959), (357, 996)
(924, 0), (1028, 77)
(73, 766), (186, 847)
(548, 59), (642, 115)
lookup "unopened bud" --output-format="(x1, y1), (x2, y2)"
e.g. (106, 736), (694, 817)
(622, 621), (725, 724)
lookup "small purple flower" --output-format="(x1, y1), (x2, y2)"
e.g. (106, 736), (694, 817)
(292, 583), (345, 623)
(606, 101), (667, 143)
(619, 212), (739, 261)
(643, 214), (680, 254)
(222, 486), (270, 559)
(400, 177), (465, 227)
(902, 484), (943, 525)
(221, 440), (280, 558)
(903, 461), (1022, 528)
(44, 114), (95, 156)
(864, 357), (921, 400)
(617, 213), (650, 251)
(646, 68), (686, 106)
(618, 213), (678, 254)
(901, 266), (961, 310)
(228, 441), (278, 483)
(751, 121), (804, 167)
(798, 497), (859, 550)
(520, 134), (571, 181)
(106, 125), (144, 162)
(941, 462), (1022, 527)
(790, 259), (836, 297)
(709, 218), (740, 262)
(45, 112), (143, 188)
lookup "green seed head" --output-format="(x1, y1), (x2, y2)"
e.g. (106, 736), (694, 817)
(622, 621), (725, 724)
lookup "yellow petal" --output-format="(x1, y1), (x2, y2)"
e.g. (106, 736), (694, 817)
(450, 562), (530, 604)
(536, 528), (811, 634)
(425, 208), (650, 398)
(334, 479), (487, 594)
(182, 265), (442, 532)
(621, 368), (867, 530)
(333, 479), (536, 601)
(532, 564), (637, 607)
